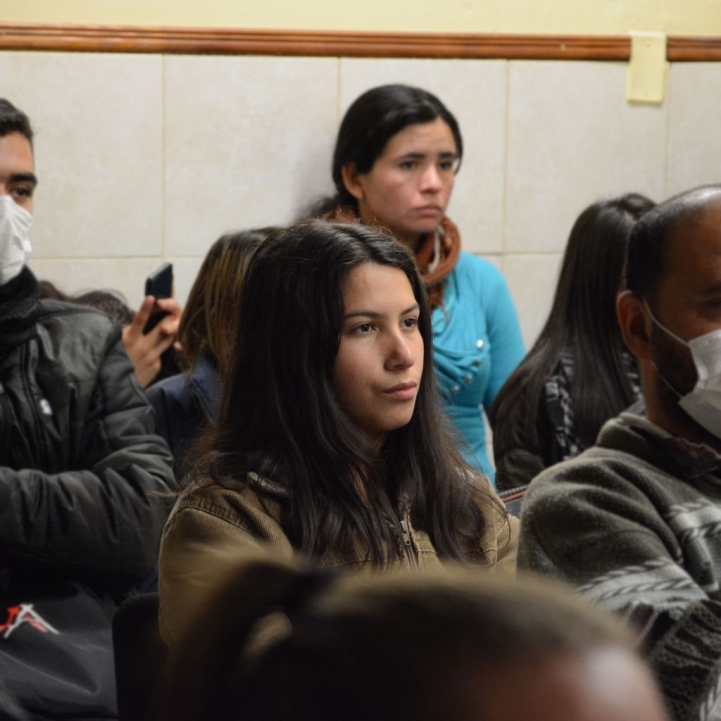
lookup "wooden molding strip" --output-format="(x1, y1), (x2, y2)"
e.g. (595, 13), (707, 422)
(0, 22), (719, 61)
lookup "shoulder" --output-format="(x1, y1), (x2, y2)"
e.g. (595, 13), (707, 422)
(169, 476), (287, 540)
(146, 372), (192, 406)
(37, 299), (120, 350)
(159, 478), (293, 647)
(521, 420), (676, 526)
(453, 251), (507, 289)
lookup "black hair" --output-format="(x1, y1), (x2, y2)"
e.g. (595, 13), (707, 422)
(627, 184), (721, 304)
(491, 193), (655, 467)
(0, 98), (34, 144)
(160, 556), (643, 721)
(193, 219), (500, 565)
(309, 84), (463, 216)
(38, 280), (134, 326)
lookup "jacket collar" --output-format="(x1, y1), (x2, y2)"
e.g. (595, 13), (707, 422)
(0, 266), (39, 353)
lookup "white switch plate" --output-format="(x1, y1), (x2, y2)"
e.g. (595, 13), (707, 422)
(626, 32), (668, 104)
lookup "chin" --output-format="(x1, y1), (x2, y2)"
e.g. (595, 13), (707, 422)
(414, 220), (442, 236)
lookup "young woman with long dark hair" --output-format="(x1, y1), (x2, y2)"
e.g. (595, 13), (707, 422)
(311, 84), (525, 485)
(490, 193), (655, 491)
(158, 220), (515, 647)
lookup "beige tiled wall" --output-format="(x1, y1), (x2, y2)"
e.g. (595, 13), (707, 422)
(2, 52), (719, 346)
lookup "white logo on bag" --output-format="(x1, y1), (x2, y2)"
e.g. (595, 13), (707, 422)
(0, 604), (59, 638)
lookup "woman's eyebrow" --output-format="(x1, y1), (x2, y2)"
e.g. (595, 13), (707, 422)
(395, 151), (457, 161)
(343, 303), (419, 321)
(343, 310), (382, 320)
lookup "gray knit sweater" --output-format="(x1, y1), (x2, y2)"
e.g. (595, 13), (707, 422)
(519, 415), (721, 721)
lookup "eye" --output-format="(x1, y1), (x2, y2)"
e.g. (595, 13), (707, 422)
(399, 160), (417, 171)
(402, 316), (419, 329)
(11, 185), (33, 203)
(353, 322), (375, 334)
(438, 160), (455, 172)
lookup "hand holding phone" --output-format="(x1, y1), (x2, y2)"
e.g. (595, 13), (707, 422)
(143, 262), (173, 334)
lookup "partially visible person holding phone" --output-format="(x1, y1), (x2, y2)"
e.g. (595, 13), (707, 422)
(39, 265), (182, 388)
(122, 262), (182, 388)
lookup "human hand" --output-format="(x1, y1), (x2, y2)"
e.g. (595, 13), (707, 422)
(122, 296), (183, 387)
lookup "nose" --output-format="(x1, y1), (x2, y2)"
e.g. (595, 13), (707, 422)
(385, 330), (416, 370)
(419, 163), (442, 192)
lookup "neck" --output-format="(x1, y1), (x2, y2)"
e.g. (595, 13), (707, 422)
(356, 206), (422, 253)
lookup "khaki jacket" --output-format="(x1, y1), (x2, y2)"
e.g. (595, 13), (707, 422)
(159, 473), (518, 646)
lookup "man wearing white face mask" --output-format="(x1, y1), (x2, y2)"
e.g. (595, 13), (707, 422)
(519, 185), (721, 721)
(0, 98), (176, 720)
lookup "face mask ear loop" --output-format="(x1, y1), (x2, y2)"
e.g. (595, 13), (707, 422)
(643, 298), (688, 347)
(652, 361), (684, 400)
(643, 297), (688, 400)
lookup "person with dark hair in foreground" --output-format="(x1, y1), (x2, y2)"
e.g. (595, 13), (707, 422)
(159, 220), (515, 648)
(310, 84), (524, 485)
(0, 97), (176, 719)
(520, 185), (721, 721)
(160, 551), (669, 721)
(491, 193), (655, 491)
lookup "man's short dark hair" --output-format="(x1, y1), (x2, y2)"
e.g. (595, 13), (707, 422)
(626, 184), (721, 302)
(0, 98), (34, 144)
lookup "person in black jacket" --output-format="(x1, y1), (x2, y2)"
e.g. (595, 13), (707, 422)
(0, 98), (176, 720)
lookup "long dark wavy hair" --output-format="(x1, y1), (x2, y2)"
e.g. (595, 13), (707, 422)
(308, 84), (463, 217)
(177, 228), (276, 377)
(490, 193), (655, 465)
(193, 220), (500, 565)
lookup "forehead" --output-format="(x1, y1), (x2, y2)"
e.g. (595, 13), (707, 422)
(0, 131), (34, 177)
(380, 118), (456, 157)
(342, 263), (415, 307)
(661, 200), (721, 295)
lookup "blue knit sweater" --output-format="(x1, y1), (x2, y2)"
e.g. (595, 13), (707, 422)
(432, 251), (525, 485)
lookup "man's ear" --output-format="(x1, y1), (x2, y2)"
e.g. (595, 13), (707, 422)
(340, 162), (364, 202)
(617, 290), (653, 360)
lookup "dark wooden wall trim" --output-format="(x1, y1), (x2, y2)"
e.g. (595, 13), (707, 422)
(0, 22), (719, 60)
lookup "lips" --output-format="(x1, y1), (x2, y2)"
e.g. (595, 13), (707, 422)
(415, 205), (442, 216)
(384, 381), (419, 401)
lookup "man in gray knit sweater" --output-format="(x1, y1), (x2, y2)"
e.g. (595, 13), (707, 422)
(519, 185), (721, 721)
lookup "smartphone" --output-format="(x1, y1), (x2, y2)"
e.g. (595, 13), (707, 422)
(143, 262), (173, 334)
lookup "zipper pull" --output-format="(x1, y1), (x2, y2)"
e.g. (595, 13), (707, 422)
(399, 517), (419, 568)
(400, 518), (413, 550)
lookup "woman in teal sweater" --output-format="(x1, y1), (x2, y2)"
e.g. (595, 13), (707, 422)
(312, 84), (524, 483)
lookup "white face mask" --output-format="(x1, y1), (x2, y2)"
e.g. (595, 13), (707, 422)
(645, 299), (721, 440)
(0, 195), (32, 286)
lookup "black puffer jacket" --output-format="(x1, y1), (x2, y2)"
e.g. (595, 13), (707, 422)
(0, 268), (176, 720)
(0, 267), (176, 594)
